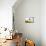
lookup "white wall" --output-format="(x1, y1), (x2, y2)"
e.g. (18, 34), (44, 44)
(0, 0), (16, 30)
(13, 0), (41, 46)
(41, 0), (46, 46)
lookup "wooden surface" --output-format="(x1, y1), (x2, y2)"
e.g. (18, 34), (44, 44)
(0, 39), (16, 46)
(0, 33), (23, 46)
(25, 40), (35, 46)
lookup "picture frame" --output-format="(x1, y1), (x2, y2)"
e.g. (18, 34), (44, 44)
(25, 17), (34, 23)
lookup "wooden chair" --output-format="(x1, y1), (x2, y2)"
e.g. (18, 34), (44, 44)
(25, 40), (35, 46)
(14, 33), (23, 46)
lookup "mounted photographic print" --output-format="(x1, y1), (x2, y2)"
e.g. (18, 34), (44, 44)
(25, 17), (34, 23)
